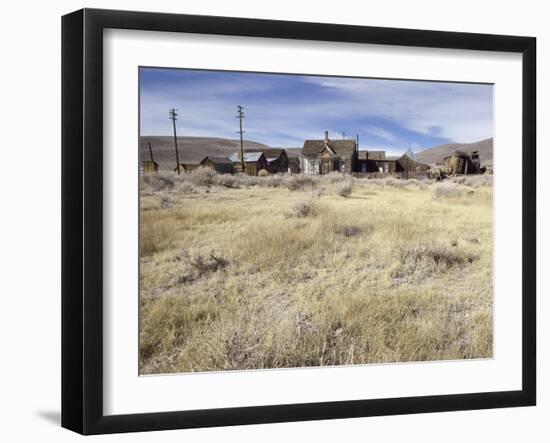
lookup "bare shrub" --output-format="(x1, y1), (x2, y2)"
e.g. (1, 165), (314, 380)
(390, 242), (477, 279)
(265, 174), (285, 188)
(432, 182), (464, 200)
(286, 198), (319, 218)
(326, 171), (345, 184)
(160, 194), (174, 209)
(178, 182), (197, 194)
(452, 176), (466, 185)
(285, 175), (315, 191)
(384, 177), (408, 188)
(464, 175), (493, 188)
(141, 173), (175, 192)
(212, 174), (237, 188)
(188, 167), (217, 187)
(334, 224), (362, 237)
(173, 250), (228, 284)
(258, 169), (269, 177)
(335, 180), (353, 197)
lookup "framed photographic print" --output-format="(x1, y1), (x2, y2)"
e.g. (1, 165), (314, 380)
(61, 8), (536, 435)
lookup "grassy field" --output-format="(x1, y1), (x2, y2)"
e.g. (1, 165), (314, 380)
(139, 170), (493, 374)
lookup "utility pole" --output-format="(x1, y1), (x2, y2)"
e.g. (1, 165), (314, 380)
(342, 131), (346, 139)
(236, 105), (245, 174)
(169, 108), (181, 174)
(148, 141), (155, 163)
(356, 134), (359, 150)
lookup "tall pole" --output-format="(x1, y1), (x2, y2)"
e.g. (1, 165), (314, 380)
(169, 108), (180, 174)
(236, 105), (245, 174)
(148, 142), (155, 163)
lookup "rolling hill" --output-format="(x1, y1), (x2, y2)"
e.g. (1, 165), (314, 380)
(415, 138), (493, 167)
(140, 136), (273, 170)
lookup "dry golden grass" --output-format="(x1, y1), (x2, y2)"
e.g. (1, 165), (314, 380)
(139, 173), (493, 374)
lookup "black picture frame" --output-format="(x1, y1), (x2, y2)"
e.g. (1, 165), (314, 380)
(62, 8), (536, 435)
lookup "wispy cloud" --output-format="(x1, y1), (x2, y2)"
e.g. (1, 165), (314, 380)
(140, 69), (493, 152)
(365, 125), (398, 142)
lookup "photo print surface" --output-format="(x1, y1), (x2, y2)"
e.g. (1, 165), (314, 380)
(139, 67), (494, 375)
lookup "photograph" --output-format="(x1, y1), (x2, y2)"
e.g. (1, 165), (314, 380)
(138, 67), (494, 375)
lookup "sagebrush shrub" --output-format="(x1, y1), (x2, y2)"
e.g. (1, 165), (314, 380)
(336, 181), (353, 197)
(286, 199), (319, 217)
(432, 183), (464, 200)
(188, 167), (217, 186)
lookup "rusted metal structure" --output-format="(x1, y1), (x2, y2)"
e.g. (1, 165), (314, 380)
(443, 150), (484, 175)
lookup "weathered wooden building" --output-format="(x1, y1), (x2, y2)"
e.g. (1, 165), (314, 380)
(141, 160), (158, 174)
(245, 148), (289, 173)
(356, 150), (430, 176)
(199, 156), (234, 174)
(287, 156), (301, 173)
(229, 151), (268, 176)
(376, 153), (430, 176)
(357, 150), (386, 173)
(302, 131), (358, 174)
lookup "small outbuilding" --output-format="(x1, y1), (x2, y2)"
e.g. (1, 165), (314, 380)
(230, 152), (268, 176)
(245, 148), (289, 173)
(142, 160), (159, 174)
(199, 156), (234, 174)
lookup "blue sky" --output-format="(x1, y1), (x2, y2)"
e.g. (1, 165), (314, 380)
(140, 68), (493, 155)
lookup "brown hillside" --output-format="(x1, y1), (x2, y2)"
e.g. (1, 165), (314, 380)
(140, 136), (272, 170)
(416, 138), (493, 168)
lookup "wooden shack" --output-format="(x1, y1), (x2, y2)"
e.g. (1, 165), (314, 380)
(199, 156), (234, 174)
(245, 148), (289, 173)
(287, 156), (301, 173)
(370, 153), (430, 176)
(142, 160), (158, 174)
(230, 151), (268, 176)
(357, 150), (387, 172)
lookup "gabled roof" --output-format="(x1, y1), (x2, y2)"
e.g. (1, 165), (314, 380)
(365, 150), (386, 160)
(229, 152), (265, 162)
(201, 156), (233, 165)
(244, 147), (286, 158)
(302, 139), (356, 157)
